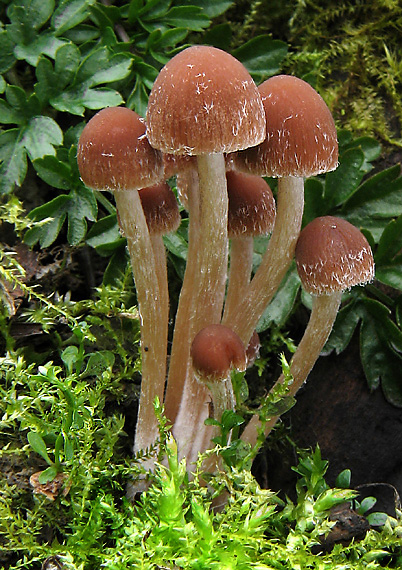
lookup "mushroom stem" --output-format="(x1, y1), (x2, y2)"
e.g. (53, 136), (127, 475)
(164, 169), (200, 423)
(223, 236), (254, 323)
(240, 291), (342, 448)
(171, 152), (229, 459)
(114, 190), (166, 456)
(223, 176), (304, 346)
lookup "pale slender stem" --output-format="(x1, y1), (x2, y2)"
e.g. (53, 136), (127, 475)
(172, 153), (229, 460)
(164, 169), (200, 423)
(241, 291), (343, 449)
(224, 176), (304, 347)
(223, 236), (254, 324)
(114, 190), (166, 456)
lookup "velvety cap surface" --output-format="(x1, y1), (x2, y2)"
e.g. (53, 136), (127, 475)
(234, 75), (338, 177)
(139, 182), (181, 234)
(227, 171), (276, 236)
(77, 106), (163, 191)
(146, 45), (266, 155)
(296, 216), (374, 295)
(191, 324), (246, 382)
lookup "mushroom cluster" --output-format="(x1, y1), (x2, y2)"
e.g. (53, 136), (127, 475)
(77, 46), (374, 481)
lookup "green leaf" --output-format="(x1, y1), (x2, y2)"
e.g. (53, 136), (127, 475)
(27, 431), (52, 465)
(257, 263), (300, 331)
(52, 0), (97, 35)
(22, 116), (63, 161)
(359, 299), (402, 406)
(66, 186), (98, 245)
(324, 300), (362, 355)
(33, 155), (73, 190)
(342, 165), (402, 241)
(233, 36), (288, 82)
(303, 178), (326, 224)
(7, 0), (54, 42)
(52, 47), (131, 114)
(25, 195), (70, 247)
(0, 129), (27, 194)
(0, 29), (16, 73)
(86, 214), (121, 249)
(186, 0), (233, 18)
(323, 148), (365, 207)
(14, 32), (67, 66)
(38, 465), (59, 484)
(163, 7), (210, 31)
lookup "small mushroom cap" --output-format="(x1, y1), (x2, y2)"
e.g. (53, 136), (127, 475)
(295, 216), (375, 295)
(77, 106), (163, 192)
(191, 324), (246, 382)
(233, 75), (338, 177)
(139, 182), (181, 235)
(146, 45), (266, 155)
(227, 171), (276, 237)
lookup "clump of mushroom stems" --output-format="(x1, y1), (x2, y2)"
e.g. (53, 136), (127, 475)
(76, 48), (378, 486)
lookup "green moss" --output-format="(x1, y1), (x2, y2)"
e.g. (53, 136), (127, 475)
(228, 0), (402, 148)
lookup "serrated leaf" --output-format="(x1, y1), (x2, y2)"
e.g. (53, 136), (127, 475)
(52, 0), (97, 35)
(25, 195), (70, 247)
(233, 36), (288, 82)
(22, 116), (63, 161)
(324, 148), (365, 207)
(86, 214), (120, 248)
(33, 155), (73, 190)
(14, 32), (67, 67)
(0, 129), (28, 194)
(66, 186), (97, 245)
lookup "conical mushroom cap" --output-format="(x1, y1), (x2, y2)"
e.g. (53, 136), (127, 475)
(296, 216), (374, 295)
(77, 106), (163, 191)
(146, 45), (266, 155)
(233, 75), (338, 177)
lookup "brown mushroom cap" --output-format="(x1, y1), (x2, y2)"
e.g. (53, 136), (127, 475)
(227, 171), (276, 237)
(139, 182), (181, 235)
(191, 324), (246, 382)
(233, 75), (338, 177)
(146, 45), (266, 155)
(295, 216), (374, 295)
(77, 106), (163, 191)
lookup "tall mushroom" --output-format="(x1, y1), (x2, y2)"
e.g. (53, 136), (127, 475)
(146, 45), (266, 454)
(77, 106), (166, 456)
(228, 75), (338, 348)
(241, 216), (375, 448)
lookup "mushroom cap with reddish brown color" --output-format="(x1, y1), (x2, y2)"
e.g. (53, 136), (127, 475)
(295, 216), (374, 295)
(146, 45), (266, 155)
(77, 106), (163, 191)
(139, 182), (181, 235)
(233, 75), (338, 178)
(191, 324), (246, 382)
(227, 171), (276, 237)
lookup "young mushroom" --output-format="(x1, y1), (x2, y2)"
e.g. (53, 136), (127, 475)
(228, 75), (338, 348)
(146, 46), (266, 451)
(241, 216), (375, 448)
(77, 106), (166, 457)
(223, 171), (276, 325)
(188, 324), (246, 465)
